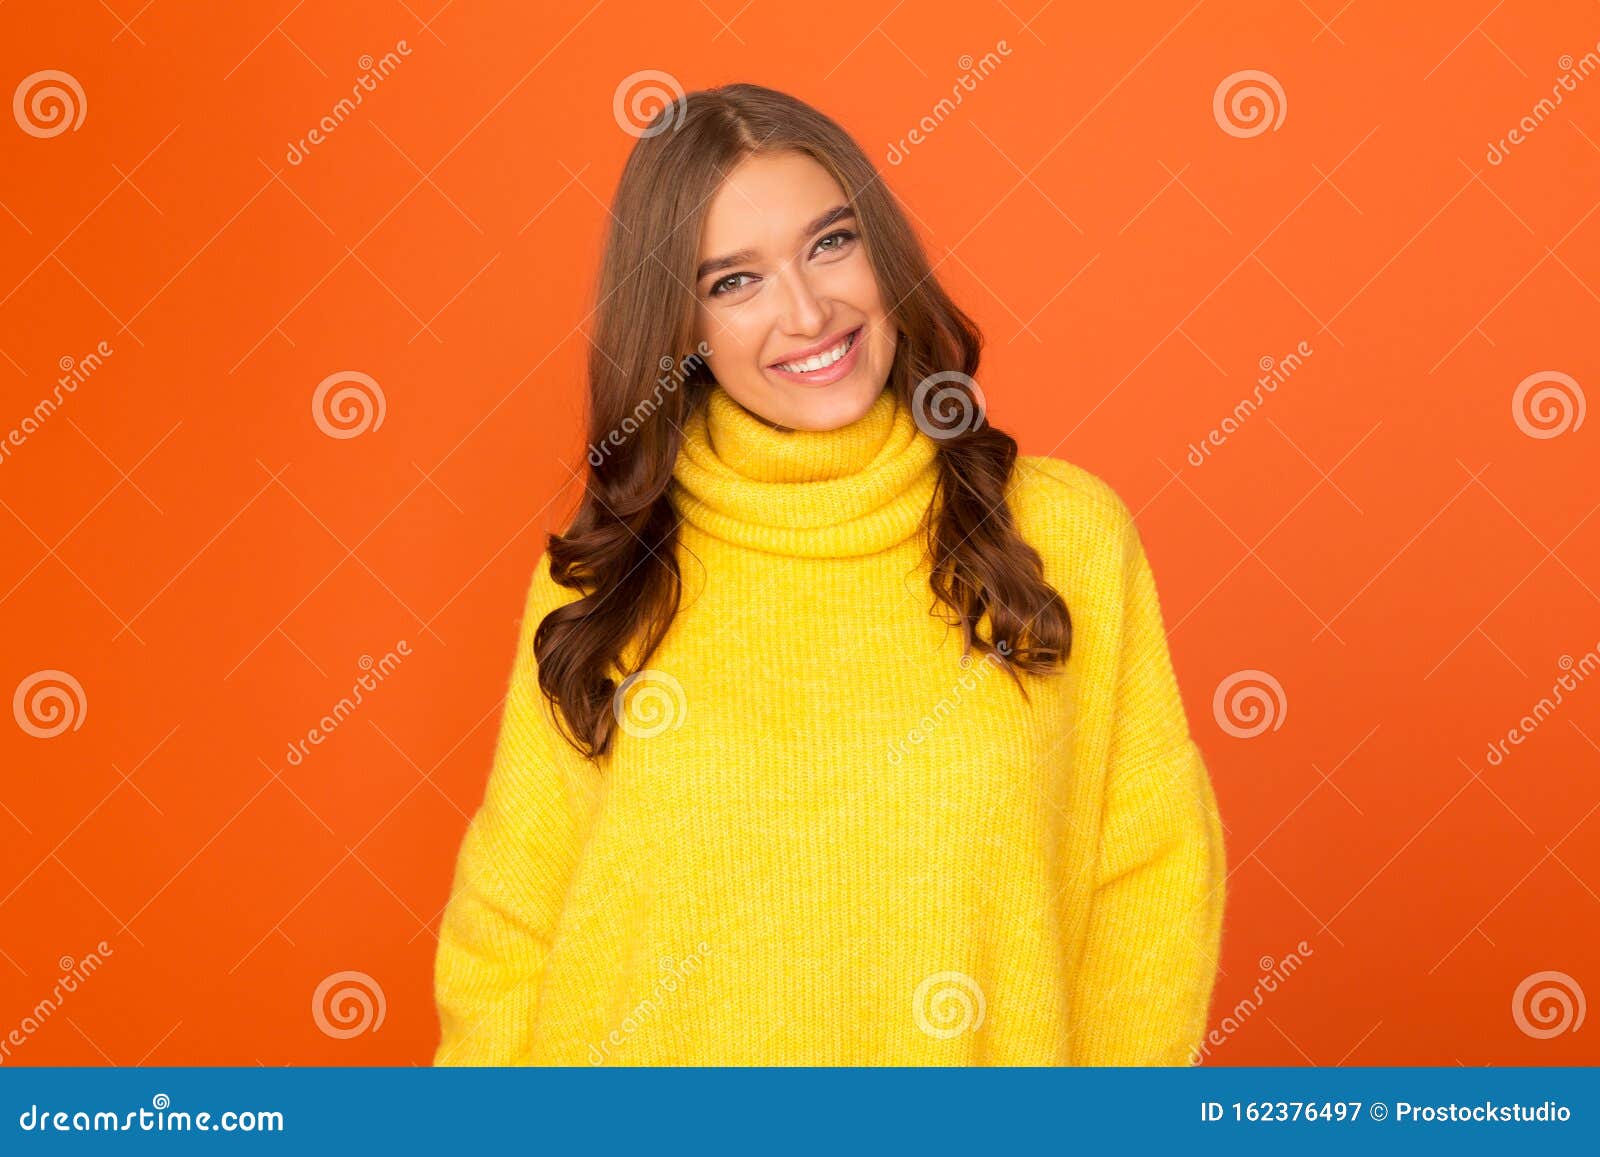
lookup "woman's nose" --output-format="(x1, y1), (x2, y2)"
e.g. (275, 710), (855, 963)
(775, 262), (827, 336)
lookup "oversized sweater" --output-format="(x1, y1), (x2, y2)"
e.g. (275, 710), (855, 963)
(431, 383), (1227, 1066)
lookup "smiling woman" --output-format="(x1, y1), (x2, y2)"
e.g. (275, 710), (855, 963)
(691, 171), (894, 417)
(430, 82), (1226, 1067)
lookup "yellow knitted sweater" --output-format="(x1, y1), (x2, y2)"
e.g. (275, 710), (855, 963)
(432, 384), (1227, 1066)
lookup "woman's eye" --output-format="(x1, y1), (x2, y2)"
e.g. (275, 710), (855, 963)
(710, 273), (753, 298)
(707, 230), (857, 298)
(815, 228), (857, 254)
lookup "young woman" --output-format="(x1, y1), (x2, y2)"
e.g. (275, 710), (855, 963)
(432, 82), (1226, 1066)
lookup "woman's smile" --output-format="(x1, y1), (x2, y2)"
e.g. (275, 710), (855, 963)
(767, 324), (864, 386)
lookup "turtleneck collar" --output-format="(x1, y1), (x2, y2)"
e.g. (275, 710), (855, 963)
(669, 385), (941, 558)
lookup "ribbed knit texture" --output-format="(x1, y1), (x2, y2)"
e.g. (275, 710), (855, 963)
(432, 384), (1227, 1066)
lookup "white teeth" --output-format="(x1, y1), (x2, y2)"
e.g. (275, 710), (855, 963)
(776, 330), (855, 374)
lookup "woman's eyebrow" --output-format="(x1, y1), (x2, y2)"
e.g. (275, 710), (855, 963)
(695, 204), (857, 283)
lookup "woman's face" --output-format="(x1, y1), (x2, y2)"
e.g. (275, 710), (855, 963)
(690, 150), (898, 432)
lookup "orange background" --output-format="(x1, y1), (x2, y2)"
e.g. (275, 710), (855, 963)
(2, 0), (1598, 1066)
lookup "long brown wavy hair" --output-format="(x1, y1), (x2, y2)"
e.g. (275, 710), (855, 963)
(538, 81), (1072, 761)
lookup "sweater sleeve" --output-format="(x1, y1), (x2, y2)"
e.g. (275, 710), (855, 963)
(431, 550), (601, 1066)
(1068, 513), (1227, 1065)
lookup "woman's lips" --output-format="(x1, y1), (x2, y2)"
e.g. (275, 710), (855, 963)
(767, 326), (863, 387)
